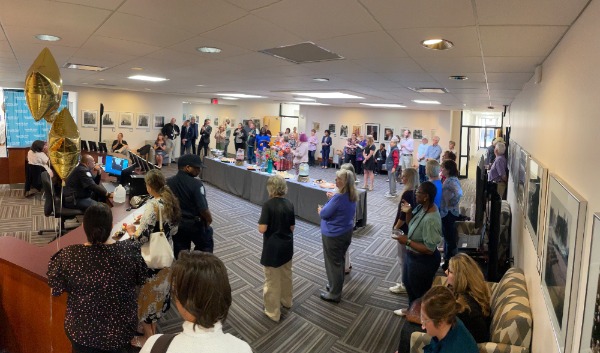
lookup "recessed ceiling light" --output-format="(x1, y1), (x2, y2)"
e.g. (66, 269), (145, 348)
(197, 47), (221, 53)
(128, 75), (169, 82)
(360, 103), (406, 108)
(293, 92), (363, 99)
(216, 93), (264, 98)
(449, 75), (468, 80)
(131, 67), (144, 71)
(221, 97), (240, 100)
(294, 97), (316, 102)
(408, 87), (448, 94)
(412, 100), (441, 105)
(145, 88), (151, 91)
(35, 34), (61, 42)
(313, 78), (330, 82)
(196, 84), (205, 87)
(420, 38), (453, 50)
(81, 82), (88, 85)
(286, 102), (329, 106)
(64, 63), (108, 72)
(98, 78), (105, 81)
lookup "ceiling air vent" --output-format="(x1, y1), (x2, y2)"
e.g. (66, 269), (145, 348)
(260, 42), (344, 64)
(95, 83), (117, 87)
(408, 87), (449, 94)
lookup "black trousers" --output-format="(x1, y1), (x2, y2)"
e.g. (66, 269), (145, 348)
(173, 219), (214, 258)
(198, 141), (210, 157)
(191, 139), (197, 154)
(402, 249), (441, 305)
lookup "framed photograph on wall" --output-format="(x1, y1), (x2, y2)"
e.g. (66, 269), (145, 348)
(312, 121), (320, 132)
(517, 148), (529, 213)
(525, 157), (549, 254)
(136, 113), (150, 129)
(352, 125), (361, 137)
(81, 110), (97, 128)
(580, 213), (600, 353)
(119, 112), (133, 128)
(365, 123), (380, 142)
(101, 111), (115, 127)
(153, 114), (165, 129)
(339, 125), (348, 138)
(541, 174), (587, 353)
(383, 127), (395, 141)
(413, 129), (423, 140)
(328, 124), (336, 137)
(511, 143), (521, 198)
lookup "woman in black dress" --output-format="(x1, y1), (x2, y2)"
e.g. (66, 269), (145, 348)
(362, 135), (376, 190)
(48, 204), (148, 353)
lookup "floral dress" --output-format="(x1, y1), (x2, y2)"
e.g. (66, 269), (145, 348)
(133, 198), (178, 323)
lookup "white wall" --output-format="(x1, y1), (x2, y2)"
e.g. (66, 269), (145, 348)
(508, 1), (600, 352)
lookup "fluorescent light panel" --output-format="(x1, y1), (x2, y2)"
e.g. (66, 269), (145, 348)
(412, 100), (441, 104)
(360, 103), (406, 108)
(287, 101), (329, 106)
(220, 97), (239, 100)
(294, 97), (316, 102)
(128, 75), (169, 82)
(65, 63), (107, 72)
(293, 92), (363, 99)
(216, 93), (264, 98)
(35, 34), (61, 41)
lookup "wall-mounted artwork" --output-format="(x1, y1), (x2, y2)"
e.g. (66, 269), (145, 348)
(511, 143), (521, 199)
(339, 125), (348, 138)
(518, 148), (529, 213)
(541, 174), (587, 353)
(119, 112), (133, 128)
(153, 114), (165, 129)
(101, 111), (115, 127)
(328, 124), (336, 137)
(136, 113), (150, 129)
(580, 213), (600, 353)
(213, 117), (219, 126)
(352, 125), (361, 137)
(526, 157), (549, 253)
(384, 127), (395, 141)
(413, 129), (423, 140)
(312, 121), (320, 131)
(365, 123), (380, 142)
(82, 110), (97, 128)
(253, 118), (261, 131)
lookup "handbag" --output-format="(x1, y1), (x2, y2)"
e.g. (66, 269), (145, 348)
(405, 298), (422, 325)
(141, 205), (174, 269)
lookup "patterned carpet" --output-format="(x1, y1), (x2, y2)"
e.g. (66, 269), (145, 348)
(0, 162), (475, 353)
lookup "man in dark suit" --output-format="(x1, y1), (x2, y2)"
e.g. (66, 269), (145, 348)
(64, 154), (113, 212)
(198, 118), (212, 159)
(189, 117), (199, 155)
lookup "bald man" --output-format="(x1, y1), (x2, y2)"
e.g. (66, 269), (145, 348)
(64, 155), (113, 211)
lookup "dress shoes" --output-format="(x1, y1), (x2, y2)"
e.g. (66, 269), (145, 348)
(320, 292), (341, 303)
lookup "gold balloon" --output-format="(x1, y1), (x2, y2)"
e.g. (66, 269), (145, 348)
(25, 47), (63, 122)
(49, 108), (80, 180)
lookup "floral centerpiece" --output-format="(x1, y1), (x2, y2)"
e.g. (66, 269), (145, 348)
(255, 147), (280, 173)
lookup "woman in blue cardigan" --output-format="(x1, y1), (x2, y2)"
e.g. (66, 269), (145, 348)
(318, 169), (357, 302)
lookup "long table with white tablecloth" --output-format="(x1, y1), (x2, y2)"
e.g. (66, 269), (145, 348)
(202, 158), (367, 225)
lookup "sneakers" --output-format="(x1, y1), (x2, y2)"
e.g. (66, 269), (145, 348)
(389, 283), (407, 294)
(385, 179), (390, 182)
(385, 193), (397, 198)
(393, 308), (408, 316)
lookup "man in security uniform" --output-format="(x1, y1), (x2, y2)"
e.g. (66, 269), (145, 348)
(64, 154), (113, 211)
(167, 154), (213, 258)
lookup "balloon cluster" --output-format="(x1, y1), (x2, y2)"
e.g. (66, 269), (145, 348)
(25, 48), (80, 180)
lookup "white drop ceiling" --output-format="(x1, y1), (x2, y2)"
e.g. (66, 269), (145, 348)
(0, 0), (591, 110)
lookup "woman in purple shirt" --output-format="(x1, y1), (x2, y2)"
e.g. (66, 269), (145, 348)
(318, 169), (357, 303)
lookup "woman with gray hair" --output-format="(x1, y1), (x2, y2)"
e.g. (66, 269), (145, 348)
(318, 169), (357, 302)
(258, 175), (296, 322)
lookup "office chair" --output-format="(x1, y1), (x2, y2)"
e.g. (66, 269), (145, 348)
(39, 171), (83, 239)
(24, 159), (46, 197)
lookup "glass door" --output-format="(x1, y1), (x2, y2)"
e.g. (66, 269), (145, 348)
(459, 110), (503, 178)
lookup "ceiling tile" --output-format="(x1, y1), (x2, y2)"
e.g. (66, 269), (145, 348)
(417, 57), (484, 73)
(318, 31), (408, 60)
(475, 0), (589, 25)
(484, 57), (544, 72)
(389, 27), (481, 58)
(351, 57), (423, 73)
(223, 0), (281, 11)
(480, 26), (568, 57)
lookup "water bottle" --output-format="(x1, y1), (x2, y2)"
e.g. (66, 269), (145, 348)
(113, 184), (126, 204)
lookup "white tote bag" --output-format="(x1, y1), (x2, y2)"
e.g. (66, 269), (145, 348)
(141, 205), (174, 269)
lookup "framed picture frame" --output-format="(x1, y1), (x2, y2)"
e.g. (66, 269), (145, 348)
(580, 213), (600, 353)
(119, 112), (133, 128)
(352, 125), (361, 137)
(81, 110), (97, 128)
(136, 113), (150, 129)
(328, 124), (336, 137)
(101, 111), (115, 127)
(383, 127), (395, 141)
(511, 143), (521, 197)
(541, 174), (587, 353)
(153, 114), (165, 130)
(517, 148), (529, 213)
(339, 125), (348, 138)
(365, 123), (380, 142)
(525, 156), (549, 254)
(413, 129), (423, 140)
(312, 121), (320, 132)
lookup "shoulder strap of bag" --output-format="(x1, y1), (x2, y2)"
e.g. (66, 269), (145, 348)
(150, 333), (177, 353)
(157, 200), (164, 233)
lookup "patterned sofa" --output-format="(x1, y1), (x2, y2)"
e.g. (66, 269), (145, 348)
(410, 267), (533, 353)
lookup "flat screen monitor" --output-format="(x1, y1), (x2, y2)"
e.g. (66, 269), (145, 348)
(104, 155), (129, 176)
(98, 142), (108, 153)
(88, 141), (98, 152)
(81, 140), (89, 151)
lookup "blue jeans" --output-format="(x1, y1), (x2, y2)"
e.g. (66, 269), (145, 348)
(442, 213), (459, 266)
(419, 164), (427, 183)
(403, 249), (441, 305)
(247, 146), (256, 163)
(321, 147), (330, 167)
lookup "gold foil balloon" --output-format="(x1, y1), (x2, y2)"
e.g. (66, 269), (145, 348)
(48, 108), (80, 180)
(25, 47), (63, 122)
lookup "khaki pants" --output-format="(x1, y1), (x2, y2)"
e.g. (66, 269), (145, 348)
(496, 181), (507, 199)
(263, 260), (293, 322)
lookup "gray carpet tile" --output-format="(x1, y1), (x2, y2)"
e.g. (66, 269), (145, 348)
(0, 164), (477, 352)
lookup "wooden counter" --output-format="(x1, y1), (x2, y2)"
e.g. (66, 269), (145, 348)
(0, 200), (134, 353)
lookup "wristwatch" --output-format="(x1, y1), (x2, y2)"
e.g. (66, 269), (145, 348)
(406, 239), (412, 247)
